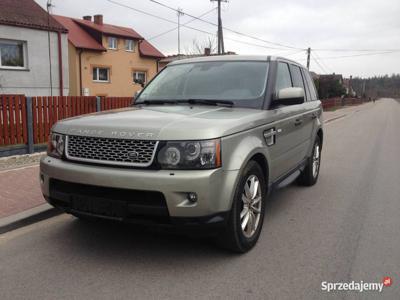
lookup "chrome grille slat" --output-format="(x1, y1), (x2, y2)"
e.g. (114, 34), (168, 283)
(66, 135), (158, 167)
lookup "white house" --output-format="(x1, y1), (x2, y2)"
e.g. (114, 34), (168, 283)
(0, 0), (69, 96)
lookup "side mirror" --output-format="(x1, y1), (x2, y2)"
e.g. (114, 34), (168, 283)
(134, 78), (145, 88)
(274, 87), (304, 105)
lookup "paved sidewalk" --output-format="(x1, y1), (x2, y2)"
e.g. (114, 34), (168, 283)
(323, 101), (374, 122)
(0, 165), (44, 218)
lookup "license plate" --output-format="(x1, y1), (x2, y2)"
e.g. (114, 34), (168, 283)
(71, 195), (127, 218)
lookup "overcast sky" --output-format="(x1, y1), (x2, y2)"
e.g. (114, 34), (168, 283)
(37, 0), (400, 77)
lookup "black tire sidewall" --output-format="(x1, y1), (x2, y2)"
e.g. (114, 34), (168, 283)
(231, 161), (267, 251)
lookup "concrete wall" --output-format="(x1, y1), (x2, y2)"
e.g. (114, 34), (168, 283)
(73, 36), (158, 97)
(0, 25), (69, 96)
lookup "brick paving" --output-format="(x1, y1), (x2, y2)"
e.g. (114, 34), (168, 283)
(0, 165), (44, 218)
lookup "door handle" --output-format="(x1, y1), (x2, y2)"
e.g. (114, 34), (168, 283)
(263, 128), (277, 146)
(294, 118), (303, 126)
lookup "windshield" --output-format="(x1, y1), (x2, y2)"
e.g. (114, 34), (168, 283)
(136, 61), (269, 106)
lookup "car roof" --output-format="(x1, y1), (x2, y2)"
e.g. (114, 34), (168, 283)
(168, 54), (306, 69)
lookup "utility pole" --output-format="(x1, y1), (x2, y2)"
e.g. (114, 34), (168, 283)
(177, 8), (183, 55)
(306, 47), (311, 70)
(46, 0), (53, 96)
(211, 0), (227, 55)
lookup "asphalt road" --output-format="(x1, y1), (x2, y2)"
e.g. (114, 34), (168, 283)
(1, 99), (399, 300)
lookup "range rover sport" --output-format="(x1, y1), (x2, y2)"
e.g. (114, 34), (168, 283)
(40, 55), (323, 252)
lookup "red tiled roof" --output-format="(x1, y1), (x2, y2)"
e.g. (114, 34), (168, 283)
(0, 0), (67, 32)
(53, 15), (105, 51)
(53, 14), (164, 58)
(139, 40), (165, 59)
(73, 18), (143, 40)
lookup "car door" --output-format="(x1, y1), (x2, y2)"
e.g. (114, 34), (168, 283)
(301, 68), (322, 154)
(267, 61), (306, 181)
(289, 64), (314, 159)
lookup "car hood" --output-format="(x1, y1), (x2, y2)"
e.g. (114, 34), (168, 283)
(53, 105), (272, 140)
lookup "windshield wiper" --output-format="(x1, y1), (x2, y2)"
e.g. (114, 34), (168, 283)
(136, 99), (234, 107)
(138, 100), (179, 105)
(185, 99), (234, 107)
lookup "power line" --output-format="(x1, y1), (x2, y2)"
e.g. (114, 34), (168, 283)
(311, 53), (328, 74)
(313, 50), (400, 60)
(106, 0), (178, 25)
(284, 49), (307, 57)
(313, 51), (333, 73)
(105, 0), (225, 39)
(105, 0), (298, 51)
(313, 48), (400, 52)
(147, 8), (216, 41)
(223, 36), (301, 51)
(108, 0), (399, 54)
(148, 0), (302, 50)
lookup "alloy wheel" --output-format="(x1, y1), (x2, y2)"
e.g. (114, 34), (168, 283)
(312, 143), (320, 178)
(240, 175), (262, 238)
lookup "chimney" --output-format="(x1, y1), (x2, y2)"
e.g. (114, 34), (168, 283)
(204, 47), (211, 56)
(83, 15), (92, 21)
(93, 14), (103, 25)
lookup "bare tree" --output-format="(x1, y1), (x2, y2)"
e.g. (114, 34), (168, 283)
(185, 36), (217, 55)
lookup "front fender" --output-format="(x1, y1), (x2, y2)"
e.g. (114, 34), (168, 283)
(222, 133), (270, 179)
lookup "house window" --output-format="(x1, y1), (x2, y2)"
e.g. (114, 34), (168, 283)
(133, 71), (146, 84)
(108, 37), (117, 50)
(0, 39), (27, 69)
(125, 39), (135, 52)
(93, 67), (110, 82)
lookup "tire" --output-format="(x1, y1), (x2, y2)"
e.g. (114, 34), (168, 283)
(216, 160), (267, 253)
(297, 136), (321, 186)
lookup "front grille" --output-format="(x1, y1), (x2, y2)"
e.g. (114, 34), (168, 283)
(66, 135), (158, 167)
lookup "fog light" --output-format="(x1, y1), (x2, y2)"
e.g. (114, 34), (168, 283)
(188, 192), (197, 203)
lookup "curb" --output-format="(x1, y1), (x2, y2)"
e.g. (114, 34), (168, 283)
(0, 204), (62, 234)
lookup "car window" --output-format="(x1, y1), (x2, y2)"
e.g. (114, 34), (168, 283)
(303, 69), (318, 100)
(290, 65), (307, 95)
(275, 62), (292, 91)
(300, 69), (311, 101)
(138, 61), (269, 102)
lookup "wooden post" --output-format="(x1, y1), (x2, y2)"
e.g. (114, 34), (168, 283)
(26, 97), (34, 154)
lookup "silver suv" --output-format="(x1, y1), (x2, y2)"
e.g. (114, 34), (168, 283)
(40, 55), (323, 252)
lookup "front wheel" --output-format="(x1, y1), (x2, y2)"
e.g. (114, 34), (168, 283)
(216, 161), (267, 253)
(297, 136), (321, 186)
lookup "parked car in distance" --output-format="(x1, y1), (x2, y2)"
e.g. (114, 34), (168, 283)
(40, 55), (323, 252)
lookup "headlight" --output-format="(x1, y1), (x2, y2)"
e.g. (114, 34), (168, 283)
(157, 139), (221, 169)
(47, 132), (65, 158)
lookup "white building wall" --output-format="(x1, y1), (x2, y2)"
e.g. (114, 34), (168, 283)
(0, 25), (69, 96)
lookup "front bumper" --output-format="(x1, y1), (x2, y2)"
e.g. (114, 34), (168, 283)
(40, 156), (239, 222)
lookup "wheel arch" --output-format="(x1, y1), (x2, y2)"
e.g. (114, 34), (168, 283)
(249, 152), (269, 184)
